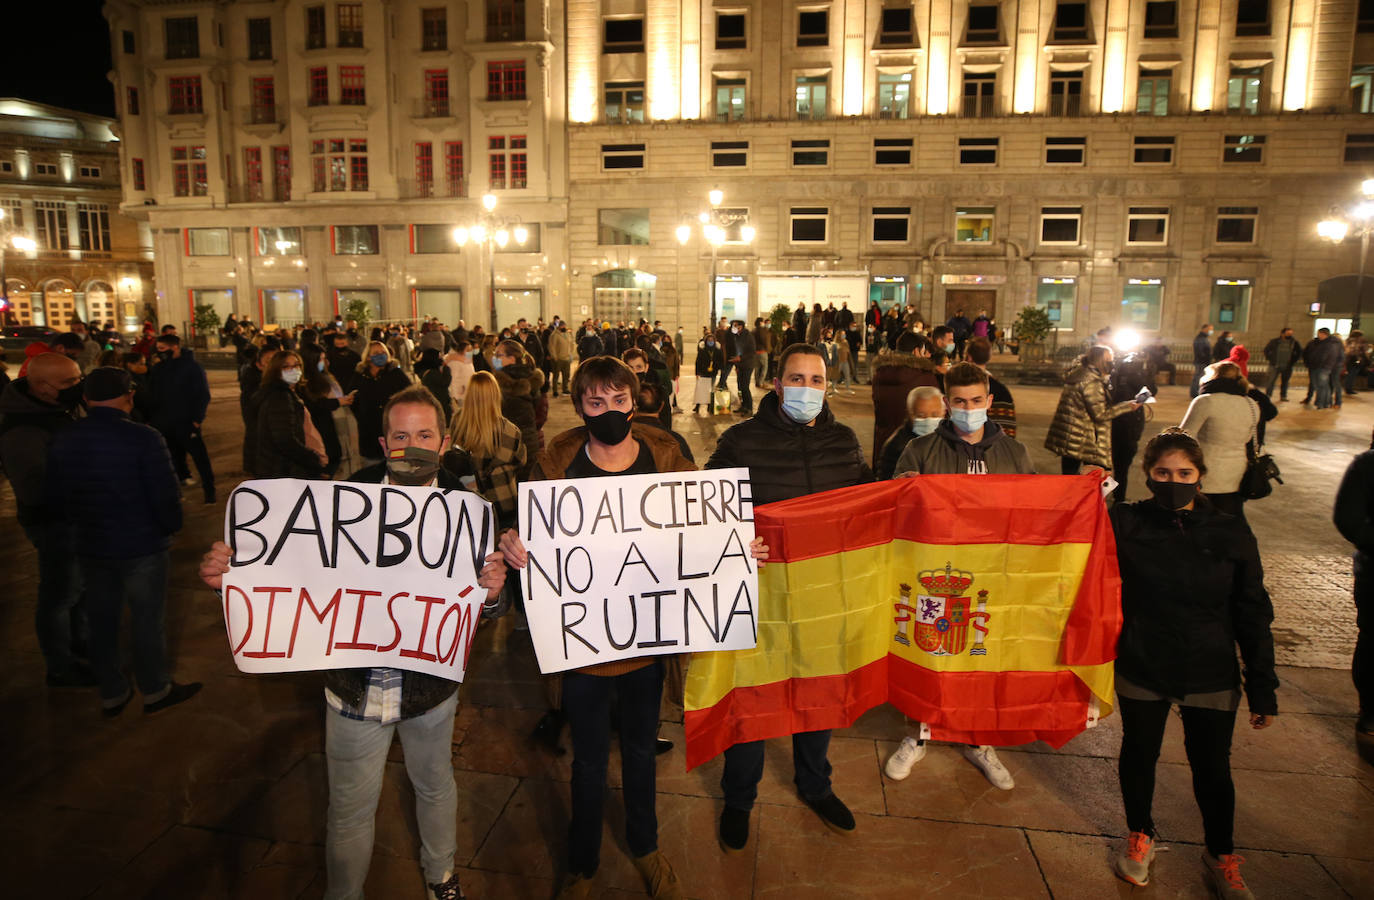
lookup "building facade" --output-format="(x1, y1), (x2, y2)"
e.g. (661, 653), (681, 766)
(0, 99), (154, 331)
(104, 0), (569, 334)
(565, 0), (1374, 344)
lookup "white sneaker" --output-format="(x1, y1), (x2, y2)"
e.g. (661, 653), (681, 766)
(963, 744), (1015, 789)
(884, 736), (926, 780)
(1114, 832), (1157, 886)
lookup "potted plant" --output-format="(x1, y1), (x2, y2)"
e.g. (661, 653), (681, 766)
(192, 304), (221, 350)
(1013, 305), (1052, 364)
(768, 303), (792, 380)
(344, 298), (372, 336)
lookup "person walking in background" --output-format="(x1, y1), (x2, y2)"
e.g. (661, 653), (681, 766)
(548, 320), (574, 397)
(47, 367), (201, 718)
(1181, 362), (1275, 521)
(1263, 327), (1302, 402)
(1045, 345), (1142, 475)
(1109, 428), (1276, 897)
(1333, 427), (1374, 738)
(946, 308), (972, 357)
(1191, 324), (1214, 398)
(147, 334), (215, 504)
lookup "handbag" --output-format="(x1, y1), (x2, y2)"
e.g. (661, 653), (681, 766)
(1240, 400), (1282, 500)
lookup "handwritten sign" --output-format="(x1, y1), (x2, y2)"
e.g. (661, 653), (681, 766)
(520, 468), (758, 674)
(221, 479), (496, 681)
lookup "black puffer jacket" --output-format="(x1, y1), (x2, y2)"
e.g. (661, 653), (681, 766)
(705, 390), (873, 505)
(1109, 498), (1278, 714)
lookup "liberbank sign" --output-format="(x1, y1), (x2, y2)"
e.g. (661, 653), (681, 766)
(756, 271), (869, 310)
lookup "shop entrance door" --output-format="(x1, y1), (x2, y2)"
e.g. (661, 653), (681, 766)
(944, 289), (995, 326)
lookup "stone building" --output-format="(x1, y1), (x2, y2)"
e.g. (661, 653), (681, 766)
(104, 0), (569, 334)
(0, 99), (154, 331)
(564, 0), (1374, 345)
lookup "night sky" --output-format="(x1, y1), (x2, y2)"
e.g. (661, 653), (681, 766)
(1, 2), (116, 117)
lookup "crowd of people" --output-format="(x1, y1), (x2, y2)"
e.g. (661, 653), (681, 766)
(7, 301), (1373, 900)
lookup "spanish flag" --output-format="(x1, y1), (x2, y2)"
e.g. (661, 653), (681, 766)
(683, 474), (1121, 770)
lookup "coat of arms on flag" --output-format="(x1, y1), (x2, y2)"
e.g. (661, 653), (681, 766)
(895, 564), (993, 657)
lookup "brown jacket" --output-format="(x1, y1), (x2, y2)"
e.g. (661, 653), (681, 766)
(869, 351), (940, 468)
(1043, 362), (1136, 469)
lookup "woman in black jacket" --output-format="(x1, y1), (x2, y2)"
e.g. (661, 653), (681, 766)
(254, 351), (327, 478)
(297, 345), (355, 477)
(1108, 427), (1277, 897)
(350, 341), (413, 464)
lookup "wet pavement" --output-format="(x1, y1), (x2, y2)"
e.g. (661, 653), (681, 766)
(3, 361), (1371, 899)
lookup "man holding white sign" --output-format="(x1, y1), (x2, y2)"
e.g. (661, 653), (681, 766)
(500, 356), (765, 900)
(200, 386), (506, 900)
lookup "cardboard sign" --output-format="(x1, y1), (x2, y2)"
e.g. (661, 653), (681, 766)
(520, 468), (759, 674)
(220, 479), (496, 681)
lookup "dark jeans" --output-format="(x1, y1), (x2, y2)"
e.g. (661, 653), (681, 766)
(82, 551), (171, 704)
(1207, 491), (1247, 523)
(21, 520), (86, 677)
(1190, 365), (1206, 398)
(1265, 366), (1293, 400)
(1111, 412), (1145, 502)
(1060, 456), (1083, 475)
(734, 361), (753, 413)
(161, 422), (215, 499)
(1117, 695), (1237, 857)
(1355, 553), (1374, 714)
(721, 729), (833, 812)
(564, 661), (663, 877)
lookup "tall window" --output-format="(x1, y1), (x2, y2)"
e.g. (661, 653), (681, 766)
(715, 78), (746, 121)
(34, 201), (69, 251)
(797, 9), (828, 46)
(78, 203), (110, 253)
(308, 67), (328, 106)
(879, 6), (915, 45)
(716, 12), (746, 49)
(415, 142), (434, 197)
(487, 0), (526, 42)
(966, 5), (1000, 42)
(1049, 72), (1083, 116)
(422, 7), (448, 49)
(132, 158), (145, 191)
(245, 147), (264, 200)
(795, 74), (828, 119)
(339, 66), (365, 105)
(444, 141), (464, 197)
(122, 30), (135, 54)
(172, 145), (208, 197)
(272, 146), (290, 201)
(605, 81), (646, 123)
(251, 77), (275, 123)
(126, 87), (140, 116)
(1228, 67), (1263, 114)
(337, 3), (363, 46)
(604, 17), (645, 53)
(164, 15), (199, 59)
(1137, 70), (1170, 115)
(488, 136), (528, 189)
(1143, 0), (1178, 37)
(424, 70), (450, 116)
(168, 76), (203, 114)
(311, 139), (366, 192)
(877, 72), (912, 118)
(487, 61), (527, 101)
(306, 5), (326, 49)
(962, 72), (996, 117)
(1235, 0), (1269, 35)
(248, 17), (272, 59)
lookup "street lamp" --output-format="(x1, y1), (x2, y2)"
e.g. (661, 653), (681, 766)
(452, 192), (528, 331)
(1318, 179), (1374, 332)
(677, 188), (754, 327)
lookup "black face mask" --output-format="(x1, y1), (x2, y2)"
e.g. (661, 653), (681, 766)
(56, 382), (85, 409)
(386, 447), (442, 486)
(1146, 478), (1200, 510)
(157, 349), (174, 363)
(584, 409), (633, 445)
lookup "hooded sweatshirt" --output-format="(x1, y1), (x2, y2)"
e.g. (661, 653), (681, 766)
(894, 419), (1034, 476)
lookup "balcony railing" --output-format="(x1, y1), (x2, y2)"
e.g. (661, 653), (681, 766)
(247, 104), (278, 125)
(415, 98), (452, 118)
(396, 178), (467, 200)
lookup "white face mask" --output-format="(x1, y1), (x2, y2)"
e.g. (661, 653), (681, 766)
(281, 368), (302, 385)
(910, 417), (942, 437)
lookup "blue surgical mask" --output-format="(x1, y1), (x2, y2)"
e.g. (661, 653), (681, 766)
(911, 417), (942, 437)
(316, 359), (326, 372)
(780, 386), (825, 424)
(369, 353), (388, 367)
(949, 406), (988, 434)
(944, 342), (956, 354)
(492, 356), (505, 371)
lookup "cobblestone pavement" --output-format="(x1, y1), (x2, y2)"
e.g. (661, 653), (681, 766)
(3, 364), (1371, 899)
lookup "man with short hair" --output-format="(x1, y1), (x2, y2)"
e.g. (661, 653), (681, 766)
(706, 343), (873, 851)
(1263, 327), (1301, 402)
(964, 336), (1015, 437)
(728, 319), (756, 415)
(48, 367), (200, 717)
(148, 334), (215, 503)
(200, 385), (506, 900)
(1309, 327), (1345, 409)
(885, 362), (1033, 789)
(875, 385), (945, 480)
(0, 352), (93, 686)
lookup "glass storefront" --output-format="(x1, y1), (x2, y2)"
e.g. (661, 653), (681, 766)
(1121, 279), (1163, 330)
(1036, 278), (1076, 329)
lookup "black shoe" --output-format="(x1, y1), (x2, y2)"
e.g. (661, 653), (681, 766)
(802, 791), (856, 834)
(102, 689), (133, 718)
(1358, 711), (1374, 736)
(531, 709), (566, 756)
(46, 663), (98, 688)
(143, 681), (202, 714)
(692, 405), (700, 414)
(428, 870), (465, 900)
(655, 737), (674, 756)
(718, 807), (750, 852)
(204, 490), (217, 505)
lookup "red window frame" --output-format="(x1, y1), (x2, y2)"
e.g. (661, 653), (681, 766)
(444, 141), (463, 196)
(415, 142), (433, 197)
(424, 69), (449, 115)
(251, 77), (275, 122)
(308, 67), (328, 105)
(272, 146), (290, 201)
(244, 147), (263, 200)
(510, 135), (528, 189)
(126, 86), (139, 115)
(168, 76), (202, 114)
(488, 136), (506, 189)
(339, 65), (365, 105)
(132, 157), (145, 191)
(486, 60), (526, 101)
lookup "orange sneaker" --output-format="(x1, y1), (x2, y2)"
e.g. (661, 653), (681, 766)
(1204, 852), (1255, 899)
(1114, 831), (1156, 886)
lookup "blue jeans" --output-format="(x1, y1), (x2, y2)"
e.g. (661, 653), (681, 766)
(1313, 367), (1334, 408)
(1264, 366), (1292, 400)
(1332, 367), (1344, 406)
(563, 661), (664, 876)
(81, 551), (169, 704)
(753, 352), (770, 387)
(324, 692), (459, 899)
(23, 520), (86, 678)
(721, 729), (833, 812)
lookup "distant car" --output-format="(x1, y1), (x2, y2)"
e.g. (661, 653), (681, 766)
(0, 325), (59, 356)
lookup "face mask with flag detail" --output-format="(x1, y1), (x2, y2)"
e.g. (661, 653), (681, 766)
(386, 447), (441, 485)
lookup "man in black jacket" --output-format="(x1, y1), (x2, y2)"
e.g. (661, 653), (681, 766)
(1262, 327), (1302, 402)
(48, 367), (200, 717)
(706, 343), (873, 851)
(200, 386), (506, 900)
(1334, 437), (1374, 736)
(1191, 324), (1213, 398)
(728, 319), (756, 415)
(148, 334), (215, 503)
